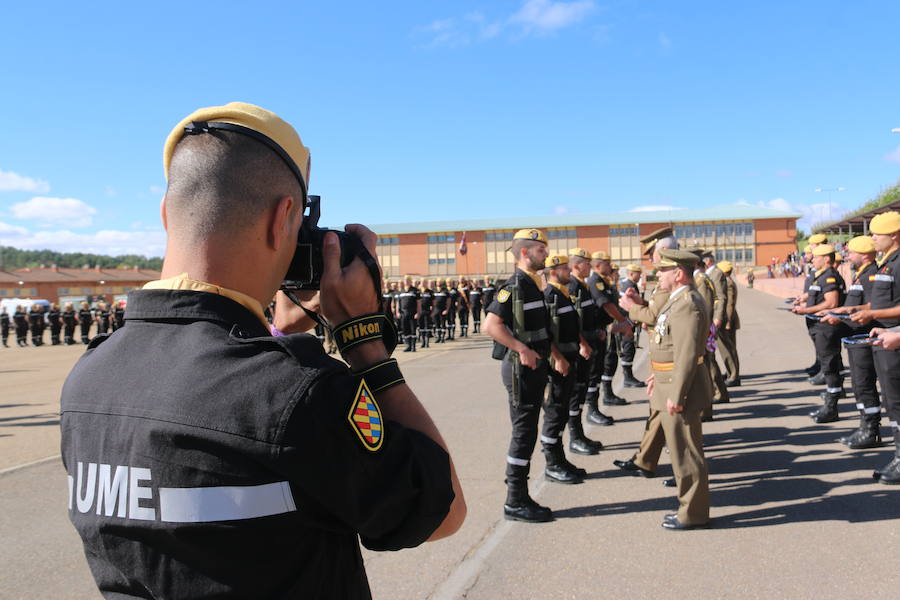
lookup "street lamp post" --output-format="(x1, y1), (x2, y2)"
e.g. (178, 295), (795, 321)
(815, 187), (845, 229)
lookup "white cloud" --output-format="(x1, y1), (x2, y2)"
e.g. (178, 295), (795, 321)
(418, 0), (594, 46)
(628, 204), (685, 212)
(0, 227), (166, 257)
(10, 196), (97, 227)
(553, 205), (571, 214)
(739, 197), (843, 233)
(885, 146), (900, 164)
(0, 169), (50, 193)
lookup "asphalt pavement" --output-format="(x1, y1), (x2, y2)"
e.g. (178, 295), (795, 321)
(2, 287), (899, 599)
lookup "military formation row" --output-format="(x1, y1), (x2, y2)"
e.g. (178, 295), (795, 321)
(0, 302), (124, 348)
(789, 213), (900, 484)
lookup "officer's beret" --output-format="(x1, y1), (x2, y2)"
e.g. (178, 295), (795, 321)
(808, 233), (827, 244)
(610, 264), (619, 270)
(591, 250), (610, 261)
(625, 263), (643, 273)
(834, 253), (843, 263)
(163, 102), (312, 196)
(513, 228), (548, 243)
(568, 247), (590, 259)
(847, 235), (876, 254)
(812, 244), (836, 256)
(717, 260), (734, 274)
(640, 226), (673, 245)
(657, 249), (700, 269)
(546, 254), (569, 267)
(870, 211), (900, 235)
(803, 245), (812, 254)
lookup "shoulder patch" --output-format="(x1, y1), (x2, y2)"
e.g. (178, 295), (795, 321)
(825, 277), (836, 283)
(595, 281), (605, 290)
(869, 275), (876, 281)
(497, 289), (511, 303)
(348, 379), (384, 451)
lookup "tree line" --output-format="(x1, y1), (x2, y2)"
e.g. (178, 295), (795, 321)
(0, 246), (163, 271)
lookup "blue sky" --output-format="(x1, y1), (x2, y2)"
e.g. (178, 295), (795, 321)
(1, 0), (898, 258)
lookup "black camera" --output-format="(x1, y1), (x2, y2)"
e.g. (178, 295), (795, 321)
(281, 195), (363, 291)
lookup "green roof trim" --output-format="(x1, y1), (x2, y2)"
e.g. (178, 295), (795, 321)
(367, 205), (800, 235)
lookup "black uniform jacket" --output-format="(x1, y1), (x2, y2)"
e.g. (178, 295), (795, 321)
(872, 248), (900, 328)
(60, 289), (453, 600)
(486, 269), (551, 357)
(807, 266), (846, 309)
(844, 261), (878, 333)
(585, 272), (615, 328)
(568, 276), (598, 335)
(544, 282), (580, 353)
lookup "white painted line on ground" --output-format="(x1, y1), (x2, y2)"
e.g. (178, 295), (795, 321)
(430, 347), (649, 600)
(0, 454), (60, 477)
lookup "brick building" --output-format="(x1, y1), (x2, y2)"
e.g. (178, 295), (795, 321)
(0, 266), (161, 306)
(370, 205), (799, 279)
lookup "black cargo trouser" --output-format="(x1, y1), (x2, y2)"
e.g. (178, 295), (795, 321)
(812, 323), (843, 390)
(50, 322), (62, 344)
(502, 353), (550, 485)
(418, 311), (432, 336)
(872, 347), (900, 429)
(80, 321), (92, 344)
(472, 305), (482, 327)
(847, 343), (880, 418)
(400, 310), (416, 339)
(602, 331), (619, 383)
(543, 352), (578, 447)
(620, 334), (636, 368)
(458, 308), (468, 328)
(586, 334), (607, 401)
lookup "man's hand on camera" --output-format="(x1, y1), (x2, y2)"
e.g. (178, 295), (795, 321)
(273, 290), (318, 334)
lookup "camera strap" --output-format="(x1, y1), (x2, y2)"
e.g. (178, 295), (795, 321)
(284, 245), (398, 355)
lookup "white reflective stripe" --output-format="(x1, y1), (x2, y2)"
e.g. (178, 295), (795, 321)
(506, 456), (529, 466)
(569, 410), (581, 416)
(483, 287), (494, 292)
(523, 300), (545, 311)
(849, 284), (864, 291)
(540, 435), (558, 445)
(601, 375), (613, 381)
(620, 361), (632, 366)
(435, 293), (447, 297)
(158, 481), (296, 523)
(399, 293), (416, 297)
(874, 274), (894, 282)
(557, 306), (574, 314)
(587, 386), (598, 393)
(826, 387), (842, 393)
(863, 406), (882, 414)
(856, 403), (865, 410)
(808, 285), (822, 291)
(890, 421), (899, 429)
(580, 299), (594, 306)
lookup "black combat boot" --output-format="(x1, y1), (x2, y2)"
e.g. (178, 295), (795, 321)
(808, 371), (825, 386)
(447, 326), (454, 341)
(410, 336), (417, 352)
(602, 380), (628, 406)
(543, 444), (583, 484)
(811, 390), (840, 423)
(402, 337), (413, 352)
(585, 395), (614, 426)
(461, 326), (468, 338)
(473, 321), (480, 334)
(568, 415), (603, 455)
(874, 436), (900, 485)
(622, 366), (645, 388)
(805, 359), (820, 376)
(504, 475), (553, 522)
(840, 414), (882, 449)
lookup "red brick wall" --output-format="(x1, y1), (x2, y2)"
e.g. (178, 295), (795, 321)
(398, 233), (428, 276)
(575, 225), (609, 254)
(754, 218), (798, 266)
(457, 230), (486, 275)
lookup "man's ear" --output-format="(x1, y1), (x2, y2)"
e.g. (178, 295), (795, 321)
(160, 196), (168, 232)
(269, 195), (297, 251)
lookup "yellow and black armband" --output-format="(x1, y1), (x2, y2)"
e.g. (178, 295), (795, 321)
(353, 358), (405, 394)
(332, 313), (398, 356)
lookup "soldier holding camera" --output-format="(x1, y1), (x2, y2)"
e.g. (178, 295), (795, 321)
(61, 102), (464, 598)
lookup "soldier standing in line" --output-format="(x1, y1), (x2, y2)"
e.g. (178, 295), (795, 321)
(689, 249), (730, 409)
(433, 279), (449, 343)
(112, 301), (126, 332)
(78, 301), (93, 344)
(792, 244), (846, 422)
(484, 229), (571, 522)
(47, 302), (62, 345)
(566, 248), (606, 452)
(718, 261), (741, 385)
(399, 276), (421, 352)
(97, 301), (112, 335)
(541, 254), (593, 483)
(447, 279), (459, 340)
(469, 279), (483, 334)
(419, 280), (434, 348)
(820, 236), (881, 447)
(29, 303), (45, 346)
(1, 306), (10, 347)
(623, 249), (712, 530)
(588, 251), (633, 407)
(14, 305), (29, 347)
(618, 264), (647, 388)
(382, 279), (395, 325)
(457, 279), (470, 337)
(849, 211), (900, 484)
(62, 302), (78, 345)
(796, 236), (828, 381)
(482, 278), (496, 321)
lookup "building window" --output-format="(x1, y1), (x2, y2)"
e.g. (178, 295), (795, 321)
(546, 228), (577, 257)
(57, 287), (70, 295)
(675, 221), (754, 264)
(82, 287), (93, 294)
(485, 230), (515, 277)
(609, 226), (641, 264)
(376, 235), (400, 278)
(427, 232), (457, 276)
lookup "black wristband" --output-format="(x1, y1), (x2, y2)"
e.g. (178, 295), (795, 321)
(353, 358), (405, 394)
(332, 313), (398, 355)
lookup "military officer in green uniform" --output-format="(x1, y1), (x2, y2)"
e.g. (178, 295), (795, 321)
(636, 249), (712, 529)
(689, 249), (730, 410)
(718, 261), (741, 385)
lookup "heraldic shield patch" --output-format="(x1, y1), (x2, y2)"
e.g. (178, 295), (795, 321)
(348, 379), (384, 451)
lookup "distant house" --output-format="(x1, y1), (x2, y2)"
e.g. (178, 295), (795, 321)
(0, 266), (160, 305)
